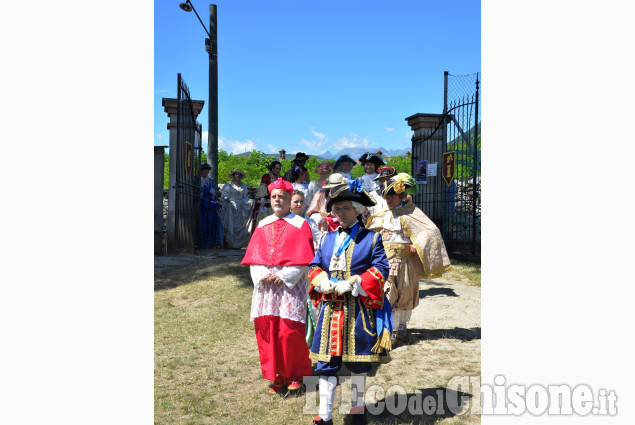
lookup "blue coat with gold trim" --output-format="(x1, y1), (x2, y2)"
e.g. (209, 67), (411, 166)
(307, 228), (391, 363)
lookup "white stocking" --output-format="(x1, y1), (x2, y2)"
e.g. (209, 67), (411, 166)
(318, 375), (337, 421)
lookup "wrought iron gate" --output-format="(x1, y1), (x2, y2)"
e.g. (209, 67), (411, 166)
(171, 73), (203, 252)
(411, 72), (481, 257)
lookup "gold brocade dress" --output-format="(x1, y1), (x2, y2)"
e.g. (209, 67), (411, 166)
(366, 201), (452, 311)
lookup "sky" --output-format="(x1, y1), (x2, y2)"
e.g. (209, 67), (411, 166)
(154, 0), (481, 156)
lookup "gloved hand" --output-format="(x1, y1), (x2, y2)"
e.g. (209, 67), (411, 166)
(333, 279), (353, 295)
(319, 279), (336, 294)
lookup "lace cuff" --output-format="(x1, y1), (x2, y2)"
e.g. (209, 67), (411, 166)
(250, 265), (270, 288)
(276, 265), (308, 289)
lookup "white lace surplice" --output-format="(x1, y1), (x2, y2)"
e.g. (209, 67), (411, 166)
(249, 265), (308, 323)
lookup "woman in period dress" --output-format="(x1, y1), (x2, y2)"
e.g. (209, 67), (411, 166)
(290, 165), (309, 216)
(249, 160), (282, 234)
(305, 162), (333, 209)
(220, 168), (253, 249)
(290, 189), (319, 349)
(199, 163), (223, 249)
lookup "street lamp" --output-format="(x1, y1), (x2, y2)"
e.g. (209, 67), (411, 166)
(179, 1), (218, 184)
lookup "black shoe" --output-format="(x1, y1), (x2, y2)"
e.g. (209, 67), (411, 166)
(346, 407), (366, 425)
(312, 417), (333, 425)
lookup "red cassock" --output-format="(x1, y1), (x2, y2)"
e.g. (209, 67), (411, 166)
(241, 214), (315, 382)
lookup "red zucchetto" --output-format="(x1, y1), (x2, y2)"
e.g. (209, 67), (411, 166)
(267, 177), (294, 195)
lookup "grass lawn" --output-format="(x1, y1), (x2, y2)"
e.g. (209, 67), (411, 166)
(155, 257), (481, 425)
(443, 261), (480, 287)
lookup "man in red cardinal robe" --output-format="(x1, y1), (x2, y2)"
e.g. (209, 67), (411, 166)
(241, 177), (316, 394)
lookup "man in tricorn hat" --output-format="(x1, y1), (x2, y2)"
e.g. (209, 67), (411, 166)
(307, 180), (392, 425)
(283, 151), (310, 182)
(332, 154), (356, 181)
(355, 153), (387, 218)
(373, 166), (396, 189)
(368, 166), (396, 213)
(356, 152), (386, 194)
(366, 173), (451, 343)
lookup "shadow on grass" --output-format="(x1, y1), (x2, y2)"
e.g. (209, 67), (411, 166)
(419, 287), (458, 299)
(366, 387), (474, 424)
(395, 327), (481, 345)
(154, 257), (253, 291)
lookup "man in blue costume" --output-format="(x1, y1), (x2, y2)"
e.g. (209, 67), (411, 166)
(307, 180), (392, 425)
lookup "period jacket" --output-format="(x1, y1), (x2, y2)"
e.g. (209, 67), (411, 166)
(307, 226), (391, 363)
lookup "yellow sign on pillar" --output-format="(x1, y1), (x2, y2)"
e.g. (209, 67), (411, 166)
(185, 141), (192, 179)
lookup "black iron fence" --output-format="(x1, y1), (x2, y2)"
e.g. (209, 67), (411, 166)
(411, 72), (480, 258)
(172, 73), (203, 252)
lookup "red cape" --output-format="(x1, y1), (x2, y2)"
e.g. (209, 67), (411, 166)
(241, 216), (315, 266)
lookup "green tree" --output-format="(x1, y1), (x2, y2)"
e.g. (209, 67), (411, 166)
(218, 150), (274, 186)
(448, 122), (481, 180)
(386, 155), (412, 175)
(164, 153), (169, 189)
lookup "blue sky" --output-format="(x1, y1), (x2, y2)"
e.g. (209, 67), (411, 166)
(154, 0), (481, 156)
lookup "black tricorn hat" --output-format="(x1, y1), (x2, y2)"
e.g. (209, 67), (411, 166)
(373, 166), (396, 181)
(333, 154), (356, 170)
(326, 181), (376, 212)
(292, 152), (310, 162)
(358, 152), (386, 166)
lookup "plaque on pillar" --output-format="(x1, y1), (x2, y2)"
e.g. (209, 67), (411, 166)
(416, 160), (427, 184)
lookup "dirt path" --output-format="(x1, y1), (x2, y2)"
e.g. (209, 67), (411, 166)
(362, 276), (481, 424)
(409, 276), (481, 338)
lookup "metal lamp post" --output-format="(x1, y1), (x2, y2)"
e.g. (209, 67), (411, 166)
(179, 1), (218, 184)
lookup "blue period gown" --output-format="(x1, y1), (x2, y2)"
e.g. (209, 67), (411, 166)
(200, 176), (224, 249)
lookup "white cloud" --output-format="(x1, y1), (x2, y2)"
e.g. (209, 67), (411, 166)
(310, 127), (328, 142)
(219, 136), (257, 154)
(301, 138), (316, 149)
(155, 133), (163, 140)
(266, 145), (279, 154)
(335, 133), (371, 149)
(385, 127), (394, 132)
(296, 127), (330, 154)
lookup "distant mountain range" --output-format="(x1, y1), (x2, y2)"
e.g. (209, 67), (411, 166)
(318, 147), (409, 160)
(235, 146), (410, 160)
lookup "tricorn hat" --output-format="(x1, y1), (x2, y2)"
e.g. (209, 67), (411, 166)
(333, 154), (356, 171)
(326, 180), (376, 212)
(201, 162), (212, 170)
(358, 152), (386, 167)
(373, 166), (396, 181)
(382, 173), (418, 197)
(228, 168), (246, 180)
(292, 152), (310, 162)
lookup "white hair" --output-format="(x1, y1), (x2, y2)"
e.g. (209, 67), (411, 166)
(351, 201), (365, 215)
